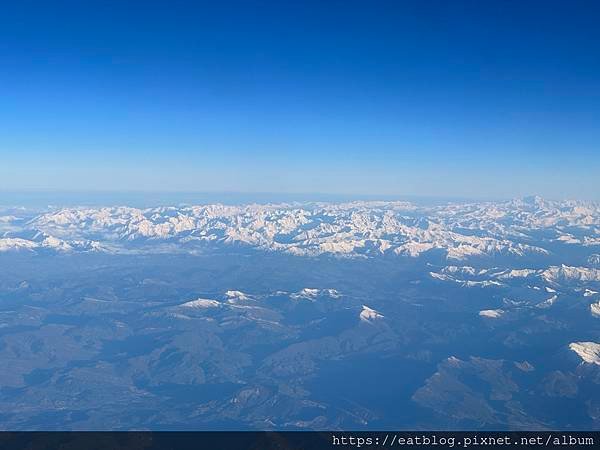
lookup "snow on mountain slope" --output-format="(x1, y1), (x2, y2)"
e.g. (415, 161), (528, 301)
(360, 305), (384, 323)
(290, 288), (341, 301)
(542, 265), (600, 284)
(590, 301), (600, 318)
(180, 298), (222, 309)
(0, 235), (101, 253)
(225, 290), (253, 302)
(569, 342), (600, 365)
(479, 309), (504, 318)
(0, 238), (39, 252)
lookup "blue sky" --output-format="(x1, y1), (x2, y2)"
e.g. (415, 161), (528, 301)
(1, 1), (599, 200)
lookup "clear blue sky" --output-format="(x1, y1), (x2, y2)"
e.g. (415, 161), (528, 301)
(1, 0), (599, 200)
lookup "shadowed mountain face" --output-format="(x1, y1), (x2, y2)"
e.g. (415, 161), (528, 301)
(0, 198), (599, 430)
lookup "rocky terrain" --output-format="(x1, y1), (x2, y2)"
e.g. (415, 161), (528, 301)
(0, 197), (599, 430)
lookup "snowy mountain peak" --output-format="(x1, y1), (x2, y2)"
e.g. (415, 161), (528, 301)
(569, 342), (600, 365)
(360, 305), (384, 323)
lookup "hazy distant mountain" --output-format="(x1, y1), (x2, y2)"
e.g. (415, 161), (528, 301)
(2, 197), (599, 261)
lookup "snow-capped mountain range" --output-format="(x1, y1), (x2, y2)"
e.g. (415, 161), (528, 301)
(1, 196), (600, 430)
(1, 196), (599, 261)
